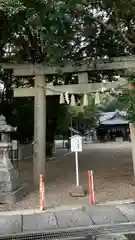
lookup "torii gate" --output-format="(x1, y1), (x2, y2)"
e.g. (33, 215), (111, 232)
(2, 55), (135, 185)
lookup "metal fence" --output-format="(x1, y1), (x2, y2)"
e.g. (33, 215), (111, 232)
(0, 225), (133, 239)
(17, 141), (67, 161)
(9, 143), (33, 162)
(18, 143), (33, 160)
(11, 140), (68, 162)
(10, 137), (96, 163)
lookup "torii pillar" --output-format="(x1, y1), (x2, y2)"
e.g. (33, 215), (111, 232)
(34, 74), (46, 185)
(13, 65), (46, 186)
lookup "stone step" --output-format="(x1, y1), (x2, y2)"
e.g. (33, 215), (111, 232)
(96, 235), (127, 240)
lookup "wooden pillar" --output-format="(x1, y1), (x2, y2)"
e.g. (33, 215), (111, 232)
(33, 75), (46, 186)
(128, 73), (135, 180)
(130, 123), (135, 179)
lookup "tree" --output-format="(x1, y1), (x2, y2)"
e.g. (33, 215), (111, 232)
(116, 73), (135, 123)
(0, 0), (128, 63)
(56, 105), (70, 136)
(64, 0), (135, 55)
(0, 0), (132, 157)
(79, 0), (135, 51)
(0, 0), (79, 156)
(102, 98), (125, 112)
(68, 94), (103, 131)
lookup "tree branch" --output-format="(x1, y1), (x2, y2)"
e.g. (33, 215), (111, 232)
(114, 8), (135, 48)
(89, 14), (135, 49)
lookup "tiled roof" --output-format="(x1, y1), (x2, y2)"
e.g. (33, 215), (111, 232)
(99, 110), (128, 125)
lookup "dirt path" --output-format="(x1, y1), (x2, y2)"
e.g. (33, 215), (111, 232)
(0, 142), (135, 211)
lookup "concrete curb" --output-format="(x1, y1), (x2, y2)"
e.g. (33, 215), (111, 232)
(0, 204), (83, 216)
(0, 199), (134, 216)
(0, 202), (134, 237)
(97, 199), (135, 206)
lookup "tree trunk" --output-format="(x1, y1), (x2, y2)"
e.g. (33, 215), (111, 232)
(46, 142), (53, 157)
(46, 95), (59, 158)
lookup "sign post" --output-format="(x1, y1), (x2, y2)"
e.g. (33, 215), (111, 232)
(75, 151), (79, 186)
(71, 135), (82, 187)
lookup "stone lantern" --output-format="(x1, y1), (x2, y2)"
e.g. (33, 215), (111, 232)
(0, 115), (28, 203)
(0, 115), (16, 141)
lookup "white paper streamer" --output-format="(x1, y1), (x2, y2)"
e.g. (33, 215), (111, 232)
(70, 94), (76, 106)
(59, 93), (65, 104)
(95, 92), (100, 105)
(83, 94), (89, 106)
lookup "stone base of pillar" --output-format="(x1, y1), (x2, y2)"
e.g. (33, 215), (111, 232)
(0, 149), (29, 204)
(69, 185), (85, 197)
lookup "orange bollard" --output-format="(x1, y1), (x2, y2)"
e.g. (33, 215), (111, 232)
(88, 170), (95, 204)
(39, 174), (45, 210)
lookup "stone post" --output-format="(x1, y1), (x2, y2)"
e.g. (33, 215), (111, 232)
(78, 72), (89, 84)
(1, 133), (6, 142)
(33, 75), (46, 186)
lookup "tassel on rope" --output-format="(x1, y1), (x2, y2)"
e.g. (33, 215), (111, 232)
(95, 92), (100, 105)
(83, 93), (89, 106)
(70, 94), (76, 106)
(64, 92), (70, 104)
(59, 93), (65, 104)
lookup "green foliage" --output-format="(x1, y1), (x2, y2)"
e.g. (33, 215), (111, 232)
(68, 94), (101, 127)
(0, 0), (129, 65)
(0, 0), (134, 65)
(56, 105), (70, 136)
(116, 73), (135, 123)
(95, 0), (135, 50)
(102, 98), (125, 112)
(68, 105), (84, 118)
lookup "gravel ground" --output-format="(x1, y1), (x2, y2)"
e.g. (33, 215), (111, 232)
(0, 142), (135, 211)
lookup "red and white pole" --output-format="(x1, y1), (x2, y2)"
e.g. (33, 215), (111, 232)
(88, 170), (95, 204)
(39, 174), (45, 210)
